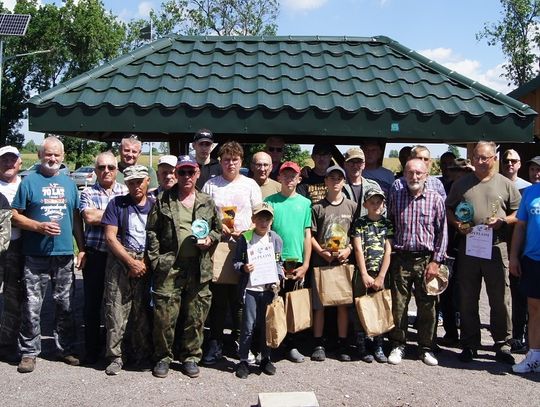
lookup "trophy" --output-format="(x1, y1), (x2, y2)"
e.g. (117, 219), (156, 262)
(326, 224), (346, 257)
(455, 201), (474, 231)
(221, 206), (237, 230)
(191, 219), (210, 244)
(485, 200), (501, 224)
(283, 258), (298, 279)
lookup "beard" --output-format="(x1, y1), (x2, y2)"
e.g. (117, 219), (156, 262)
(42, 161), (61, 172)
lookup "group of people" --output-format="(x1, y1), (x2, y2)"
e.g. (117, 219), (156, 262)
(0, 132), (539, 381)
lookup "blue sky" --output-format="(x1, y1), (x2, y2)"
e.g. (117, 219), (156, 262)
(15, 0), (513, 157)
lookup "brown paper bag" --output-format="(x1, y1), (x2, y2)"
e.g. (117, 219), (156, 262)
(211, 241), (239, 284)
(285, 284), (312, 333)
(355, 289), (394, 337)
(313, 264), (354, 306)
(266, 296), (287, 348)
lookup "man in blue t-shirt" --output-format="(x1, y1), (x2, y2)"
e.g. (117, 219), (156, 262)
(12, 136), (86, 374)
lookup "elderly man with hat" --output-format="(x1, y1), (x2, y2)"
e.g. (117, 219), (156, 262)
(101, 164), (155, 375)
(147, 156), (222, 379)
(342, 147), (381, 216)
(154, 155), (178, 196)
(191, 129), (222, 189)
(0, 145), (21, 362)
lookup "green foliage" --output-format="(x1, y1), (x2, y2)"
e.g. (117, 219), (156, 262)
(448, 145), (461, 158)
(389, 149), (399, 158)
(430, 160), (441, 176)
(243, 143), (310, 168)
(477, 0), (540, 86)
(21, 140), (38, 153)
(58, 137), (109, 168)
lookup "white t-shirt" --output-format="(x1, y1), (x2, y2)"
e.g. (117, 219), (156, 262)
(0, 176), (21, 240)
(202, 174), (262, 232)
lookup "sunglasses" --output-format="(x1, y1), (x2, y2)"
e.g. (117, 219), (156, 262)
(96, 165), (116, 171)
(267, 147), (283, 153)
(177, 169), (196, 177)
(503, 159), (519, 165)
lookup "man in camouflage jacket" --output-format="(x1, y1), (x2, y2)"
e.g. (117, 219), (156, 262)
(147, 155), (222, 379)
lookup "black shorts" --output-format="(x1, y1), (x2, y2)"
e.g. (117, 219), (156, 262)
(520, 256), (540, 299)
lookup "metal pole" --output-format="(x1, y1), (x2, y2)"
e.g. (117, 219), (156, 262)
(0, 40), (4, 140)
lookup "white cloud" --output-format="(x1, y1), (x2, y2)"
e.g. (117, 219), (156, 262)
(281, 0), (327, 12)
(137, 1), (154, 18)
(3, 0), (16, 11)
(419, 47), (511, 94)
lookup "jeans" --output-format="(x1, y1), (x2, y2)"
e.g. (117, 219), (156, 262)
(238, 290), (273, 361)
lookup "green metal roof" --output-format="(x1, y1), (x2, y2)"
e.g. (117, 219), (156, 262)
(28, 35), (537, 144)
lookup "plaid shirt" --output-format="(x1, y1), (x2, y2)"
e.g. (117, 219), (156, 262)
(80, 181), (128, 252)
(388, 185), (448, 263)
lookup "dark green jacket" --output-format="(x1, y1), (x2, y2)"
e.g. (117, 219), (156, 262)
(146, 185), (222, 284)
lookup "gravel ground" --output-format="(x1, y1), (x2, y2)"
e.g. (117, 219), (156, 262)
(0, 272), (538, 407)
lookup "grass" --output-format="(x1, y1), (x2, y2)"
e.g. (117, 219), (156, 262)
(20, 153), (160, 172)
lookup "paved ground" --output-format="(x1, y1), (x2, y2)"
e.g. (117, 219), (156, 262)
(0, 272), (538, 407)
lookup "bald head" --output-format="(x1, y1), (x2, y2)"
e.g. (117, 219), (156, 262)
(251, 151), (273, 185)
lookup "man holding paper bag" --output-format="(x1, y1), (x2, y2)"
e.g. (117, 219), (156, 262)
(446, 141), (520, 365)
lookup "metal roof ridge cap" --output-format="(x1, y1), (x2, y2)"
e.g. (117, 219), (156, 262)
(170, 34), (382, 42)
(385, 37), (537, 116)
(28, 37), (175, 105)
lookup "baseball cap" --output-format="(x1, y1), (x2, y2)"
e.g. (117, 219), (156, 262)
(158, 155), (177, 167)
(364, 188), (385, 202)
(326, 165), (346, 178)
(449, 158), (474, 171)
(0, 146), (20, 157)
(193, 128), (214, 143)
(312, 143), (333, 155)
(252, 202), (274, 217)
(527, 156), (540, 167)
(279, 161), (301, 173)
(123, 165), (149, 181)
(344, 147), (365, 162)
(176, 155), (199, 168)
(424, 264), (450, 296)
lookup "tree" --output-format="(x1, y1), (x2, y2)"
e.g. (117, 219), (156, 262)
(448, 145), (461, 158)
(21, 140), (38, 153)
(477, 0), (540, 86)
(243, 143), (311, 168)
(389, 149), (399, 158)
(1, 0), (126, 165)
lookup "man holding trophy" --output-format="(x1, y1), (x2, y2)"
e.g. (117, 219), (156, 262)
(446, 141), (521, 365)
(147, 156), (222, 379)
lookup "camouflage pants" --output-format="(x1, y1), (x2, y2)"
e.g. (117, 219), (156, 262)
(0, 239), (24, 353)
(388, 252), (437, 352)
(19, 255), (76, 357)
(103, 253), (152, 362)
(153, 258), (211, 364)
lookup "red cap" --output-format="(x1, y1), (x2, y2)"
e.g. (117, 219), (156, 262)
(279, 161), (301, 173)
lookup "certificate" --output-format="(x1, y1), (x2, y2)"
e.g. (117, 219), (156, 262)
(247, 240), (279, 286)
(465, 225), (493, 260)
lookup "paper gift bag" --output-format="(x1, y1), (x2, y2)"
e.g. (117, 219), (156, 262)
(285, 284), (312, 333)
(266, 296), (287, 348)
(211, 241), (239, 284)
(355, 289), (394, 337)
(313, 264), (354, 306)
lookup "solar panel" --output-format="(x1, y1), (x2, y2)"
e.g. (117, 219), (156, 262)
(0, 14), (31, 37)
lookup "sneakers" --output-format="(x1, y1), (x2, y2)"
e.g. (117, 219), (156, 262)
(260, 358), (276, 375)
(17, 356), (36, 373)
(152, 360), (170, 378)
(388, 347), (405, 365)
(182, 361), (200, 378)
(357, 350), (374, 363)
(60, 354), (80, 366)
(420, 351), (438, 366)
(373, 347), (388, 363)
(202, 339), (223, 366)
(512, 351), (540, 374)
(459, 348), (477, 363)
(247, 350), (257, 364)
(235, 361), (250, 379)
(311, 346), (326, 362)
(510, 339), (528, 354)
(495, 349), (516, 365)
(288, 348), (305, 363)
(105, 359), (123, 375)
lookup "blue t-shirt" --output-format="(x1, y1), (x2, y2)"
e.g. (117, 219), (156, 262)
(12, 170), (79, 256)
(101, 194), (153, 253)
(516, 183), (540, 261)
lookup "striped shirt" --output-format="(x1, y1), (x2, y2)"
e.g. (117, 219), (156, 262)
(388, 185), (448, 263)
(80, 181), (128, 252)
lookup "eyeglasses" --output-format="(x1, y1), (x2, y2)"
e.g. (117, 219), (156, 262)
(267, 147), (283, 153)
(96, 165), (116, 171)
(254, 163), (270, 168)
(473, 155), (495, 163)
(503, 159), (519, 165)
(177, 169), (196, 177)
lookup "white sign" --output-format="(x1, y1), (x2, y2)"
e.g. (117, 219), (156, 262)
(466, 225), (493, 260)
(247, 240), (279, 286)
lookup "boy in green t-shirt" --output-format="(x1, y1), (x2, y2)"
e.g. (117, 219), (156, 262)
(352, 188), (394, 363)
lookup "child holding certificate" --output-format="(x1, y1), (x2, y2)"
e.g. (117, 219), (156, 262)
(233, 202), (284, 379)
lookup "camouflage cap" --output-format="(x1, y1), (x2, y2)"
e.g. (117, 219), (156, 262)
(123, 164), (149, 181)
(364, 188), (385, 202)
